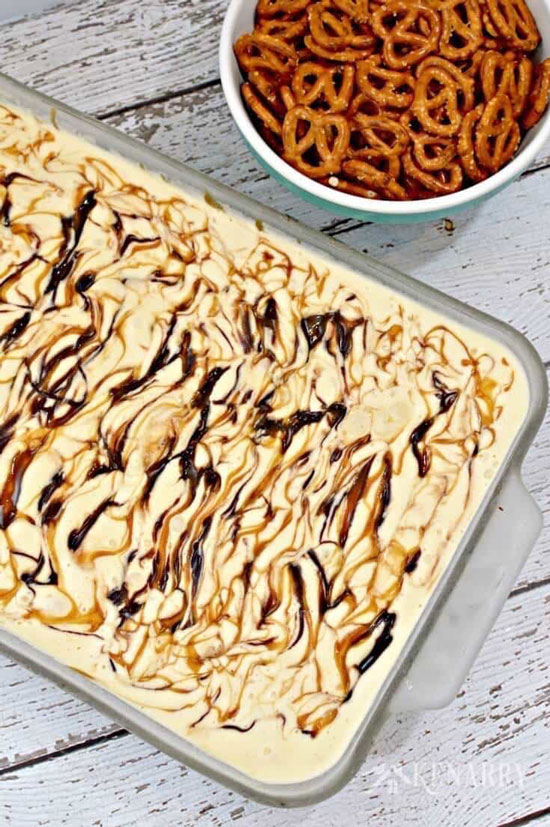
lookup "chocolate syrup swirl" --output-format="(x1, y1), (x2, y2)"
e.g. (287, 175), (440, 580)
(0, 105), (518, 745)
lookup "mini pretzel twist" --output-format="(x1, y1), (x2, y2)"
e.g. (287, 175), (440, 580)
(475, 93), (521, 171)
(480, 51), (533, 118)
(418, 57), (475, 110)
(481, 51), (514, 100)
(242, 83), (283, 137)
(248, 70), (287, 117)
(292, 62), (355, 112)
(342, 158), (407, 198)
(356, 56), (415, 109)
(256, 16), (309, 43)
(282, 105), (351, 176)
(485, 0), (540, 51)
(257, 0), (311, 17)
(412, 60), (474, 136)
(308, 1), (374, 50)
(410, 132), (457, 170)
(506, 56), (533, 118)
(234, 33), (297, 78)
(439, 0), (483, 59)
(402, 146), (464, 192)
(371, 2), (441, 69)
(349, 113), (410, 158)
(457, 104), (488, 181)
(522, 58), (550, 128)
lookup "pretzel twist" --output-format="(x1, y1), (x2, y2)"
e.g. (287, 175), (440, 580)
(282, 105), (351, 176)
(485, 0), (540, 51)
(248, 70), (287, 117)
(412, 62), (473, 136)
(357, 56), (415, 109)
(481, 51), (533, 118)
(418, 57), (475, 110)
(475, 94), (521, 171)
(292, 62), (355, 111)
(234, 33), (297, 77)
(371, 2), (441, 69)
(457, 104), (488, 181)
(343, 157), (407, 198)
(522, 58), (550, 129)
(242, 83), (283, 136)
(349, 113), (410, 158)
(256, 16), (309, 42)
(410, 132), (457, 170)
(440, 0), (483, 60)
(308, 2), (375, 50)
(402, 146), (464, 192)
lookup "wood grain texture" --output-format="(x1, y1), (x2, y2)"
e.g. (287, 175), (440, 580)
(0, 0), (224, 116)
(1, 583), (549, 826)
(0, 1), (549, 824)
(0, 654), (119, 771)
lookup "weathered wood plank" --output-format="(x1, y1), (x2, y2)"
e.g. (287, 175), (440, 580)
(0, 654), (119, 772)
(0, 0), (224, 116)
(105, 85), (550, 363)
(1, 582), (549, 826)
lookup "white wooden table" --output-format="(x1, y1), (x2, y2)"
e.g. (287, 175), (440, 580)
(0, 2), (549, 825)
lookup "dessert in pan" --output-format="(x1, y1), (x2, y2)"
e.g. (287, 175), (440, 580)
(0, 101), (529, 783)
(234, 0), (550, 200)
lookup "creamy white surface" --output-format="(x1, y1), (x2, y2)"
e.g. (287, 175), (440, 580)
(0, 103), (528, 784)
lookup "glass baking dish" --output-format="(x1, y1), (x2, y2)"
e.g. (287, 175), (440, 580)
(0, 71), (546, 808)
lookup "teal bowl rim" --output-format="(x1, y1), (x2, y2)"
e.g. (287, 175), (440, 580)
(241, 129), (519, 224)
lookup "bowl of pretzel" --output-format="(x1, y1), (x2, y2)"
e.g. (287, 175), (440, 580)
(220, 0), (550, 222)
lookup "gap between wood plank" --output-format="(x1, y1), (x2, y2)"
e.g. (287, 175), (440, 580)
(96, 78), (220, 122)
(511, 575), (550, 598)
(499, 802), (550, 827)
(0, 729), (128, 778)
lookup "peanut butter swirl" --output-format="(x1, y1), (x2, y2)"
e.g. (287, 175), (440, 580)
(0, 104), (527, 779)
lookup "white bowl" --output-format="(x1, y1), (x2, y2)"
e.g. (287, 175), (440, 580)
(219, 0), (550, 223)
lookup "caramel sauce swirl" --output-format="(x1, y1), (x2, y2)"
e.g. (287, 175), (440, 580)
(0, 104), (527, 780)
